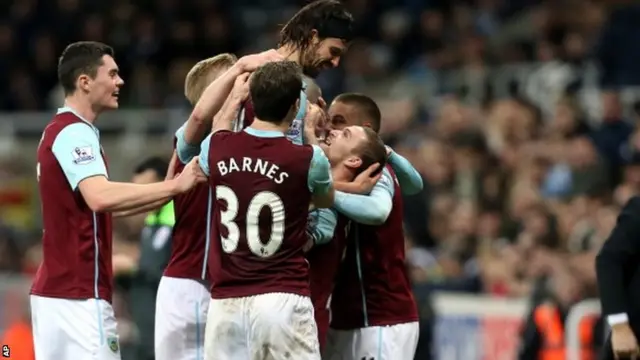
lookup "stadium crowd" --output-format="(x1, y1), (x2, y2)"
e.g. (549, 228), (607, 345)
(2, 0), (640, 359)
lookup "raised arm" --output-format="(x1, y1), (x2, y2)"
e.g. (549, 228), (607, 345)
(387, 147), (423, 195)
(54, 124), (203, 213)
(212, 73), (250, 134)
(308, 145), (334, 209)
(307, 208), (338, 246)
(334, 167), (394, 225)
(184, 50), (284, 146)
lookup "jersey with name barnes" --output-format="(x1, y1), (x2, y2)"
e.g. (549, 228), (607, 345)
(216, 157), (289, 184)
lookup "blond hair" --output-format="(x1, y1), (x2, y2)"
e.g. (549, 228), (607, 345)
(184, 53), (237, 105)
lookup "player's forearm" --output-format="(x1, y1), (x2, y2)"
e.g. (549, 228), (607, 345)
(184, 63), (244, 144)
(83, 179), (180, 213)
(307, 208), (338, 246)
(333, 181), (367, 195)
(388, 151), (423, 195)
(212, 94), (242, 133)
(113, 197), (172, 218)
(334, 190), (391, 225)
(312, 188), (334, 209)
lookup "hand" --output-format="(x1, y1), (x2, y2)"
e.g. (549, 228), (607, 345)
(174, 156), (207, 192)
(238, 49), (284, 72)
(351, 163), (382, 194)
(231, 72), (251, 103)
(304, 103), (328, 137)
(611, 323), (639, 359)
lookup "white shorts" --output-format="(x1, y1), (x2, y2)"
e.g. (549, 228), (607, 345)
(204, 292), (320, 360)
(155, 276), (210, 360)
(323, 322), (420, 360)
(30, 295), (121, 360)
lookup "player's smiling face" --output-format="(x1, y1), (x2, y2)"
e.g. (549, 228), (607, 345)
(321, 125), (366, 169)
(301, 36), (347, 78)
(87, 55), (124, 110)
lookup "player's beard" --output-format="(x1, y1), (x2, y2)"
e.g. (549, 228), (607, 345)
(300, 45), (329, 78)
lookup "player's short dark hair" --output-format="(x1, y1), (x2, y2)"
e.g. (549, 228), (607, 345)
(134, 156), (169, 180)
(354, 127), (387, 176)
(334, 93), (381, 133)
(279, 0), (354, 51)
(58, 41), (115, 95)
(250, 61), (303, 124)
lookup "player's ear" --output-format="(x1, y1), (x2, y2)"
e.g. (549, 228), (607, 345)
(345, 156), (362, 170)
(309, 29), (320, 45)
(78, 74), (91, 92)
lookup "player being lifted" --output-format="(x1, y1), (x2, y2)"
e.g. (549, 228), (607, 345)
(31, 41), (204, 360)
(180, 0), (354, 149)
(194, 61), (334, 359)
(323, 93), (423, 360)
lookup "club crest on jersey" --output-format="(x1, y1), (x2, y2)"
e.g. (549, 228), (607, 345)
(287, 119), (302, 136)
(71, 146), (95, 165)
(107, 336), (119, 353)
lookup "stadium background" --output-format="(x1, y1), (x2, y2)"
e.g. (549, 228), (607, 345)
(1, 0), (640, 359)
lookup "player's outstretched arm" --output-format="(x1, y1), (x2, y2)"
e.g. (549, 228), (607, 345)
(334, 167), (394, 225)
(52, 124), (203, 213)
(113, 197), (171, 218)
(77, 157), (203, 213)
(596, 196), (640, 327)
(183, 50), (285, 147)
(308, 145), (334, 208)
(307, 208), (338, 247)
(386, 146), (423, 195)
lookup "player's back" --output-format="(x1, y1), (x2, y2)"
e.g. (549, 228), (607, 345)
(208, 128), (315, 299)
(32, 109), (113, 302)
(164, 142), (211, 281)
(330, 165), (418, 329)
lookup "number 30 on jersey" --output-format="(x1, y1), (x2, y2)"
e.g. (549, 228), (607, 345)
(216, 186), (285, 258)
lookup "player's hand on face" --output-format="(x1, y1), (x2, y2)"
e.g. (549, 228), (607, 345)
(611, 323), (640, 359)
(238, 49), (284, 72)
(304, 103), (328, 136)
(350, 163), (382, 194)
(175, 156), (207, 192)
(231, 72), (251, 102)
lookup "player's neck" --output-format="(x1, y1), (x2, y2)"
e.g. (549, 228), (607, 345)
(276, 45), (302, 64)
(63, 96), (100, 123)
(250, 118), (288, 134)
(333, 166), (352, 182)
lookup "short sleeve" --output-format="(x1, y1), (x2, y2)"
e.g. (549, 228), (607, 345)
(175, 124), (201, 164)
(51, 123), (107, 190)
(307, 144), (332, 195)
(198, 133), (212, 176)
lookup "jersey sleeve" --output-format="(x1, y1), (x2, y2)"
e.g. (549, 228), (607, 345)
(388, 150), (423, 195)
(175, 124), (201, 164)
(198, 133), (212, 176)
(307, 145), (333, 195)
(51, 123), (107, 191)
(307, 208), (338, 246)
(334, 167), (395, 225)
